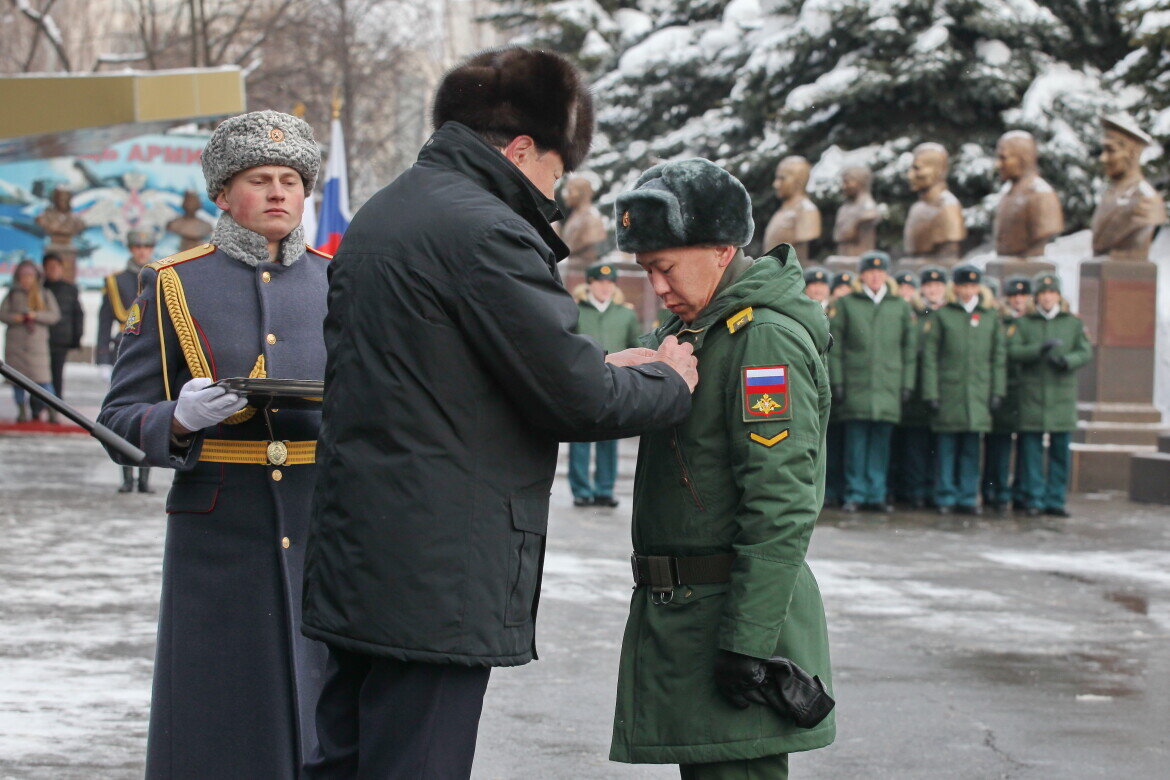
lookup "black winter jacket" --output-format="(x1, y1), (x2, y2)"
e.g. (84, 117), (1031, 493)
(303, 122), (691, 666)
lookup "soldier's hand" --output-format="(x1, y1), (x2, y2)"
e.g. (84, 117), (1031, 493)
(1047, 353), (1069, 371)
(1040, 338), (1063, 354)
(605, 347), (657, 367)
(714, 650), (769, 709)
(990, 394), (1003, 412)
(656, 335), (698, 393)
(172, 377), (248, 434)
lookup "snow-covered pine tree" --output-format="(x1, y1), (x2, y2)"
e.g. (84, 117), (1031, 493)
(490, 0), (1142, 258)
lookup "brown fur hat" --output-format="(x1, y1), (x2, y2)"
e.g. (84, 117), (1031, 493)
(432, 47), (594, 172)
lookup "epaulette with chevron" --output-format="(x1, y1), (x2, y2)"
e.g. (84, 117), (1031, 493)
(147, 243), (216, 272)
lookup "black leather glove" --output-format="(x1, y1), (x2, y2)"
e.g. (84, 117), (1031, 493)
(1047, 353), (1069, 371)
(990, 395), (1003, 412)
(1040, 338), (1063, 354)
(832, 384), (845, 402)
(901, 388), (913, 403)
(927, 399), (940, 412)
(714, 650), (770, 709)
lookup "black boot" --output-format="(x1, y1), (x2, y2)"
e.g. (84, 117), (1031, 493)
(137, 468), (154, 494)
(118, 467), (135, 493)
(16, 402), (29, 423)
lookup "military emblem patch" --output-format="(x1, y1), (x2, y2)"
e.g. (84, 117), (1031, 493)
(742, 365), (791, 422)
(123, 298), (146, 336)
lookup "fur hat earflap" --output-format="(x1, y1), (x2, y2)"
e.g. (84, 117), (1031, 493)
(432, 47), (594, 172)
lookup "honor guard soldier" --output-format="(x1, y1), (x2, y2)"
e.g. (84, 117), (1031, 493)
(98, 110), (330, 776)
(829, 251), (916, 512)
(611, 159), (835, 778)
(921, 264), (1006, 514)
(895, 270), (919, 302)
(983, 275), (1032, 512)
(570, 262), (644, 507)
(98, 229), (157, 492)
(1009, 273), (1091, 517)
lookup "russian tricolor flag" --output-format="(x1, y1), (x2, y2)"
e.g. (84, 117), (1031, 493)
(745, 366), (787, 394)
(315, 117), (351, 254)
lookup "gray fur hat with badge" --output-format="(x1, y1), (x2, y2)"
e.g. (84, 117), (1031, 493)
(202, 110), (321, 200)
(614, 158), (753, 253)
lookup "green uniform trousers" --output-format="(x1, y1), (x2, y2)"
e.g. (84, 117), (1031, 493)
(843, 420), (893, 504)
(680, 752), (789, 779)
(892, 425), (934, 505)
(824, 422), (844, 507)
(1017, 431), (1071, 511)
(934, 432), (981, 508)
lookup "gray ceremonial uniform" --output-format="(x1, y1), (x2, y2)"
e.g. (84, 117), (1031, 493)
(96, 263), (141, 365)
(98, 243), (330, 776)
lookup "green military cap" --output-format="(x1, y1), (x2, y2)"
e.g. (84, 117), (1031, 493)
(1004, 275), (1032, 296)
(804, 266), (830, 285)
(858, 250), (891, 272)
(126, 229), (157, 247)
(831, 271), (854, 289)
(895, 271), (919, 288)
(952, 264), (982, 285)
(586, 262), (618, 281)
(920, 266), (948, 285)
(1033, 272), (1061, 293)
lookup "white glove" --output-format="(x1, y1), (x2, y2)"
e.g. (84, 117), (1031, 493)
(172, 377), (248, 433)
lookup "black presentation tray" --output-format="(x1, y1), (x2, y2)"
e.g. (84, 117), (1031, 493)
(213, 378), (325, 409)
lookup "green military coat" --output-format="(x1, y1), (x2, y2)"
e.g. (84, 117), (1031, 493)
(1008, 304), (1092, 432)
(828, 281), (916, 423)
(611, 247), (835, 765)
(991, 308), (1025, 434)
(575, 295), (642, 352)
(921, 295), (1006, 433)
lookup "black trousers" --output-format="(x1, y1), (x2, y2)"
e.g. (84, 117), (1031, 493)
(48, 346), (68, 401)
(304, 645), (491, 779)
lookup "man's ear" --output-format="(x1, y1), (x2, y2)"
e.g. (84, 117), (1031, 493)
(503, 135), (538, 166)
(716, 245), (737, 268)
(214, 187), (230, 212)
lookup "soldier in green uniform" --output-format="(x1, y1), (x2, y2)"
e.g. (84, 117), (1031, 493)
(823, 270), (855, 507)
(894, 270), (918, 303)
(829, 251), (916, 512)
(921, 264), (1006, 514)
(1010, 273), (1092, 517)
(983, 275), (1032, 513)
(803, 266), (830, 308)
(570, 262), (644, 506)
(609, 158), (834, 779)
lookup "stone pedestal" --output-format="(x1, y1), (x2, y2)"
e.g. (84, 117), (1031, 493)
(823, 255), (859, 274)
(983, 258), (1056, 289)
(1068, 258), (1166, 493)
(1130, 434), (1170, 504)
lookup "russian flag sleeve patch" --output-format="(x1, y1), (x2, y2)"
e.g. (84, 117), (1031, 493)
(742, 365), (791, 422)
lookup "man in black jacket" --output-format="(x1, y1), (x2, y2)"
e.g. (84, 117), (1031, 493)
(302, 47), (697, 778)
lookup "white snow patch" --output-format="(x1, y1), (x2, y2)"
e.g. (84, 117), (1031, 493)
(785, 63), (862, 112)
(981, 550), (1170, 589)
(581, 29), (614, 60)
(976, 39), (1011, 67)
(724, 0), (764, 29)
(612, 8), (653, 44)
(913, 24), (949, 54)
(618, 25), (701, 74)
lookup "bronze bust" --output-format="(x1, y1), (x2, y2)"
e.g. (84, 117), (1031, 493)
(903, 143), (966, 262)
(763, 155), (821, 259)
(36, 185), (87, 258)
(993, 131), (1064, 258)
(166, 190), (214, 251)
(556, 175), (608, 267)
(1091, 114), (1167, 260)
(832, 165), (880, 257)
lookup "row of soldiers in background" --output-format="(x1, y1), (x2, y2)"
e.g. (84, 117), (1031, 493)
(803, 254), (1091, 516)
(763, 113), (1165, 264)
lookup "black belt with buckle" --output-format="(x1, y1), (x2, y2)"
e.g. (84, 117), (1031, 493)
(631, 552), (735, 604)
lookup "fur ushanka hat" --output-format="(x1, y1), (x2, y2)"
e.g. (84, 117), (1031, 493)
(202, 110), (321, 200)
(614, 158), (754, 253)
(432, 47), (594, 172)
